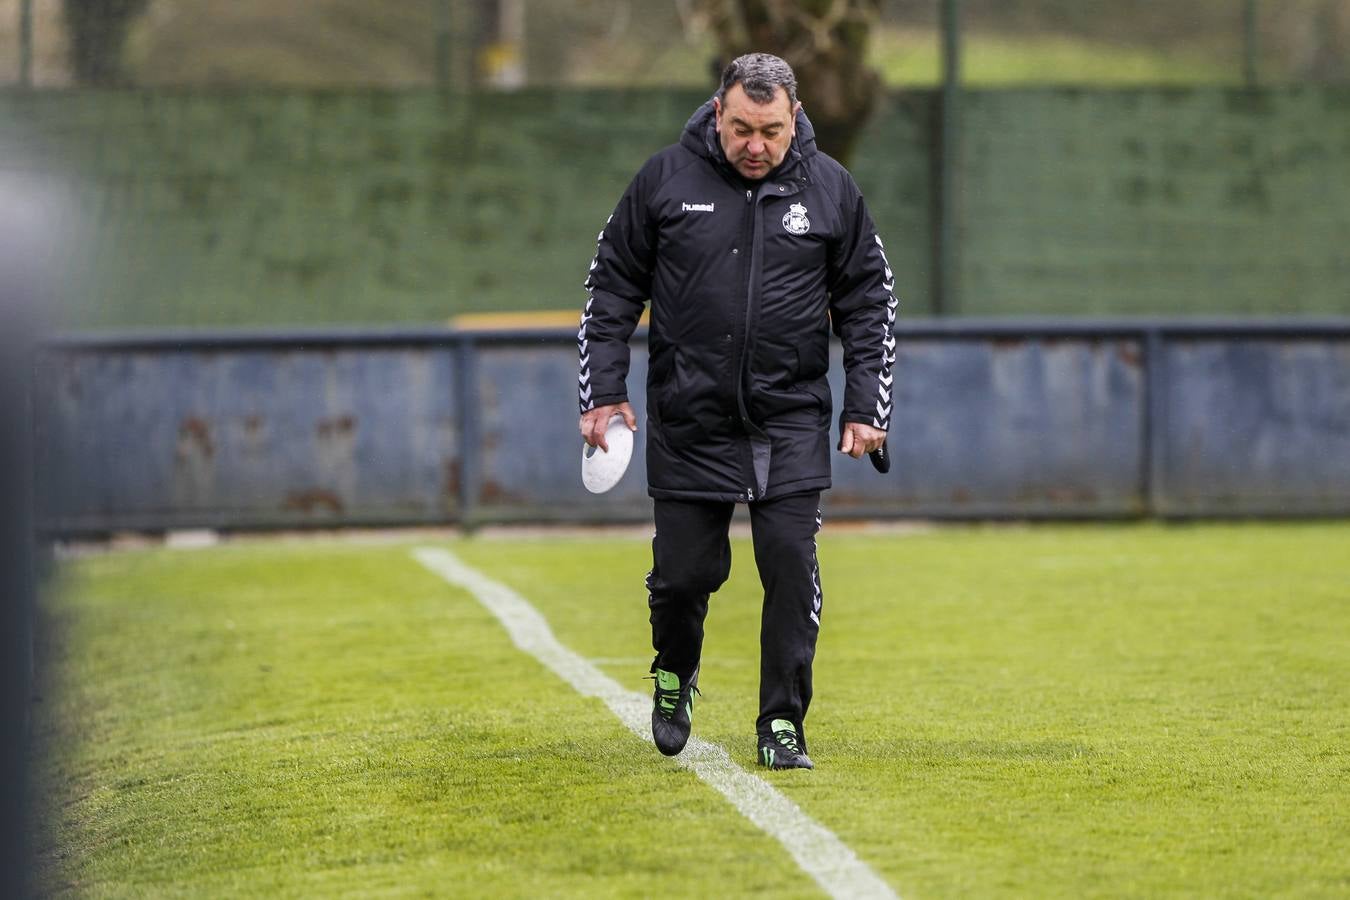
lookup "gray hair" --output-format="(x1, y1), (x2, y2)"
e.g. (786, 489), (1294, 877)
(717, 53), (798, 108)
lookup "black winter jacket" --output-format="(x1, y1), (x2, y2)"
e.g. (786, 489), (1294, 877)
(578, 99), (899, 502)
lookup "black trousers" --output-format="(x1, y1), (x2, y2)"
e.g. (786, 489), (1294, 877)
(647, 490), (823, 743)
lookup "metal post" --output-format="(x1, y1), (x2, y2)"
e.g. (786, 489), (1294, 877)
(494, 0), (526, 88)
(1143, 328), (1168, 517)
(936, 0), (962, 316)
(435, 0), (453, 90)
(1243, 0), (1259, 87)
(19, 0), (34, 87)
(454, 334), (481, 530)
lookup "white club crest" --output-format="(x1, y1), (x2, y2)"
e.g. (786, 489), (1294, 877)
(782, 202), (810, 235)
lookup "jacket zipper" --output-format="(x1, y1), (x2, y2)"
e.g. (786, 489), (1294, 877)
(733, 176), (808, 503)
(737, 187), (755, 407)
(736, 187), (757, 499)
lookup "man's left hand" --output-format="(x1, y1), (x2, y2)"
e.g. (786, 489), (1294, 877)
(838, 422), (887, 459)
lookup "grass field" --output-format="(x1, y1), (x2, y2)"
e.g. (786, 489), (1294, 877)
(33, 523), (1350, 897)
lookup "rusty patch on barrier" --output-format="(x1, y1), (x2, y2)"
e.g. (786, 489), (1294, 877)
(317, 415), (356, 438)
(480, 479), (525, 504)
(282, 490), (345, 514)
(178, 417), (214, 458)
(1018, 486), (1101, 504)
(442, 458), (461, 497)
(1117, 344), (1142, 367)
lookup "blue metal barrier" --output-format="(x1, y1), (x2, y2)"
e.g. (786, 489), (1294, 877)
(33, 319), (1350, 535)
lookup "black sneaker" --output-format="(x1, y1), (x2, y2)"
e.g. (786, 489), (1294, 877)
(650, 667), (698, 756)
(757, 719), (813, 770)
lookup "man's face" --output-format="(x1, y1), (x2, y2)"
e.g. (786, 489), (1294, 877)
(714, 83), (799, 181)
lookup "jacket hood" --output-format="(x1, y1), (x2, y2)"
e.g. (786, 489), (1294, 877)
(679, 96), (818, 173)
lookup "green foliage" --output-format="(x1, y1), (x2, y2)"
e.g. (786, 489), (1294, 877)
(559, 24), (1248, 89)
(870, 29), (1238, 85)
(35, 524), (1350, 896)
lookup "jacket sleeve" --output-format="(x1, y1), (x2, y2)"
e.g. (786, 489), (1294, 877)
(577, 161), (658, 414)
(826, 172), (899, 431)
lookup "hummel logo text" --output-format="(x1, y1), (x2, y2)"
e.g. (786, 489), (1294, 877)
(682, 202), (715, 212)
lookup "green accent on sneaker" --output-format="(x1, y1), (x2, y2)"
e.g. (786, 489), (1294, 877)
(769, 719), (803, 755)
(762, 746), (774, 767)
(654, 668), (680, 716)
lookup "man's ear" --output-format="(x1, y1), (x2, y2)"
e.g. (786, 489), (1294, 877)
(713, 96), (723, 131)
(790, 101), (802, 136)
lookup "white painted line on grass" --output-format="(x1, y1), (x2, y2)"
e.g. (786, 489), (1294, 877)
(412, 547), (898, 900)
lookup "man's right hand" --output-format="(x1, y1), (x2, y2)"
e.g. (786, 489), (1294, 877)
(580, 402), (637, 451)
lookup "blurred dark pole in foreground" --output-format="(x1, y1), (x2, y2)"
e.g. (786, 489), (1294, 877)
(1, 177), (44, 900)
(0, 317), (35, 900)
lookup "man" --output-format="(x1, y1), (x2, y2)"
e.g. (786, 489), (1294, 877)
(577, 53), (897, 770)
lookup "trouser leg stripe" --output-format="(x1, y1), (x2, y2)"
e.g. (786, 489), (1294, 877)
(809, 509), (823, 626)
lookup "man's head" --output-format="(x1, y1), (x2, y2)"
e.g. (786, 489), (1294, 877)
(713, 53), (801, 181)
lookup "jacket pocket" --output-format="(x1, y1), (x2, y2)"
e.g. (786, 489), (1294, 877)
(794, 340), (830, 381)
(800, 378), (831, 411)
(656, 346), (699, 423)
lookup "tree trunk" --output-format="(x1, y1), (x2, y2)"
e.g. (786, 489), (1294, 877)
(702, 0), (883, 165)
(62, 0), (150, 86)
(1303, 0), (1349, 81)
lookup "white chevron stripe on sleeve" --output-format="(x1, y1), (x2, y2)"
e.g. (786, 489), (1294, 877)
(868, 232), (899, 431)
(578, 222), (609, 413)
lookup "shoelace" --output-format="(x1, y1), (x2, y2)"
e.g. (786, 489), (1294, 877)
(647, 676), (700, 721)
(650, 677), (680, 719)
(773, 729), (802, 754)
